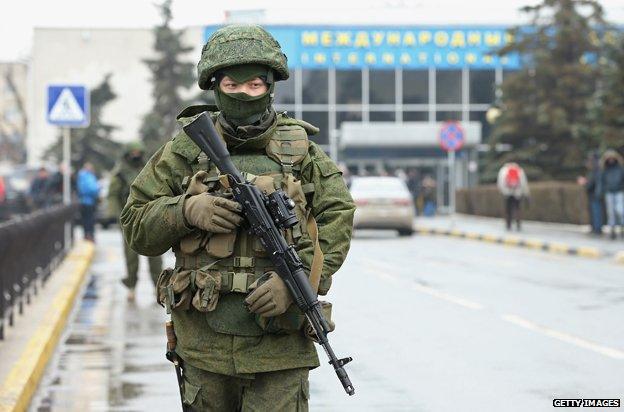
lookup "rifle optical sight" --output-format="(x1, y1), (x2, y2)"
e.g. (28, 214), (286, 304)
(267, 190), (298, 229)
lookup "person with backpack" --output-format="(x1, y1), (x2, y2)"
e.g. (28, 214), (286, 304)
(497, 162), (530, 231)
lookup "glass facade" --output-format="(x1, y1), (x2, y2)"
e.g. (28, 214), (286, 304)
(273, 66), (500, 145)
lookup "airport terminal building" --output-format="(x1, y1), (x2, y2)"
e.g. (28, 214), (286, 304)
(30, 24), (518, 207)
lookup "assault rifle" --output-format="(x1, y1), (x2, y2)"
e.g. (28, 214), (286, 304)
(183, 112), (355, 396)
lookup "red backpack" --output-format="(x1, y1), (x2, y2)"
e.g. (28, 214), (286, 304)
(505, 165), (521, 188)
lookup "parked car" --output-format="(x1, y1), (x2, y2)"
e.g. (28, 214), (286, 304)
(350, 176), (415, 236)
(0, 166), (37, 219)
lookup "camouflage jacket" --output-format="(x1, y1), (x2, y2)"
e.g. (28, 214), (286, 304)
(107, 161), (142, 219)
(120, 106), (355, 376)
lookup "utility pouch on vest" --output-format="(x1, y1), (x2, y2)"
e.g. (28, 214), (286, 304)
(179, 231), (210, 255)
(158, 267), (223, 314)
(206, 232), (236, 258)
(191, 269), (222, 312)
(157, 268), (193, 314)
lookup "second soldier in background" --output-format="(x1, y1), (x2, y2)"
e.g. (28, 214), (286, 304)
(108, 142), (163, 301)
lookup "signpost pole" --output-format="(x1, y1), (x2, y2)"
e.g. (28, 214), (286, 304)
(448, 149), (456, 223)
(62, 127), (70, 205)
(62, 127), (71, 250)
(439, 121), (463, 221)
(47, 84), (89, 249)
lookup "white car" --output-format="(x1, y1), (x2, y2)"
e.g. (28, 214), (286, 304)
(350, 176), (415, 236)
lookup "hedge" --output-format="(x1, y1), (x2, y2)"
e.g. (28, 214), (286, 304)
(456, 182), (589, 225)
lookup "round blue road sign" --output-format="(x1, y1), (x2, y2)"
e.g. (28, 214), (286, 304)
(439, 121), (465, 152)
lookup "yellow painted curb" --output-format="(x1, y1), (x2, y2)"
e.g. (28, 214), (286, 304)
(481, 234), (499, 243)
(449, 229), (463, 237)
(464, 232), (481, 240)
(0, 241), (95, 412)
(548, 242), (570, 254)
(502, 236), (521, 246)
(576, 247), (601, 259)
(524, 239), (545, 250)
(615, 251), (624, 265)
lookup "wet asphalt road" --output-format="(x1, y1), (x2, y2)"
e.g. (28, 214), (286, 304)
(29, 228), (624, 411)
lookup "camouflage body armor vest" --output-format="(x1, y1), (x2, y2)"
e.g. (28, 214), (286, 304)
(159, 110), (324, 338)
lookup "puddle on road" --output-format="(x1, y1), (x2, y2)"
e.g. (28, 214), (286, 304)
(30, 255), (177, 412)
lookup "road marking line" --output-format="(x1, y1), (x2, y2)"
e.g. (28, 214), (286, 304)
(501, 314), (624, 360)
(410, 283), (485, 310)
(361, 259), (485, 311)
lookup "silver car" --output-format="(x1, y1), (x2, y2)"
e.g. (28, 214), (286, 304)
(350, 176), (415, 236)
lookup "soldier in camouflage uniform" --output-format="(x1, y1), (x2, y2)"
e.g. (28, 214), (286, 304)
(120, 24), (354, 411)
(108, 142), (163, 301)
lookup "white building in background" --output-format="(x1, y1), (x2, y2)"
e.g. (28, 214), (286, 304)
(29, 27), (204, 164)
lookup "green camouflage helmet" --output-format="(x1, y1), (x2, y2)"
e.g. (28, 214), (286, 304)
(124, 141), (145, 154)
(198, 24), (289, 90)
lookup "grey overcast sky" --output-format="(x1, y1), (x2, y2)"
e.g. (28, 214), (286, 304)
(1, 0), (623, 61)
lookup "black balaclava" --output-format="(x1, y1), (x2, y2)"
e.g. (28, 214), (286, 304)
(213, 64), (275, 127)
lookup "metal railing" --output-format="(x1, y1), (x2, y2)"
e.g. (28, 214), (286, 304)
(0, 205), (75, 339)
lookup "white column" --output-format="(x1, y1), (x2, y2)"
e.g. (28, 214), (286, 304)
(362, 67), (369, 123)
(395, 67), (403, 123)
(428, 66), (436, 123)
(462, 67), (469, 122)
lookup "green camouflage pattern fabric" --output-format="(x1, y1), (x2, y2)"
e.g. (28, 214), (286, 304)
(182, 362), (309, 411)
(107, 156), (144, 218)
(120, 106), (355, 375)
(108, 154), (162, 287)
(121, 238), (161, 289)
(198, 24), (289, 90)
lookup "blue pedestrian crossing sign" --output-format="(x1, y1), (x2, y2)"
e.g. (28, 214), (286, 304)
(47, 85), (90, 127)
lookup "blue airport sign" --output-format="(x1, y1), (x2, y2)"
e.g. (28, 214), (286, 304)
(204, 25), (520, 70)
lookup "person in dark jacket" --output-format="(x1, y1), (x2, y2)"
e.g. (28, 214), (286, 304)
(579, 153), (604, 235)
(29, 167), (51, 209)
(598, 150), (624, 240)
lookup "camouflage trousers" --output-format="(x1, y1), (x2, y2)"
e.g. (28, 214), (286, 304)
(120, 238), (162, 289)
(182, 362), (310, 411)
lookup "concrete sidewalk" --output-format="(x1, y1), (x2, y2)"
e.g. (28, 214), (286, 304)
(0, 240), (95, 412)
(415, 214), (624, 263)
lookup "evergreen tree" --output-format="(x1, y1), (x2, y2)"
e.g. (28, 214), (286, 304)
(588, 32), (624, 154)
(140, 0), (195, 155)
(487, 0), (607, 181)
(44, 74), (121, 172)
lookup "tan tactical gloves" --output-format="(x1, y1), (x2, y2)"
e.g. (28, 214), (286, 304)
(245, 272), (293, 317)
(183, 193), (243, 233)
